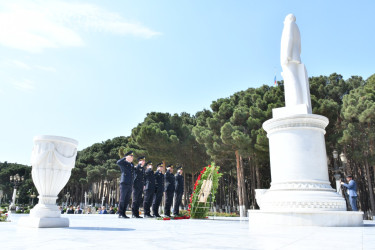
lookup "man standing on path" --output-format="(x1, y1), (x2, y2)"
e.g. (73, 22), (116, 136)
(152, 163), (164, 217)
(132, 156), (146, 218)
(164, 164), (175, 217)
(173, 166), (184, 216)
(341, 175), (358, 211)
(116, 151), (134, 219)
(143, 161), (155, 218)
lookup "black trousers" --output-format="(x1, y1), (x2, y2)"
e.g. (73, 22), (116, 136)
(173, 192), (183, 215)
(119, 183), (132, 216)
(152, 191), (163, 215)
(164, 191), (174, 216)
(143, 189), (154, 215)
(132, 186), (143, 215)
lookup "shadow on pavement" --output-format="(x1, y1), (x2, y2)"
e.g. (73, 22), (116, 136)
(67, 227), (135, 231)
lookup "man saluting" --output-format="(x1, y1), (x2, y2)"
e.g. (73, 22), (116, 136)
(164, 164), (175, 217)
(173, 166), (184, 216)
(152, 163), (164, 217)
(132, 156), (146, 218)
(143, 161), (155, 218)
(116, 150), (134, 219)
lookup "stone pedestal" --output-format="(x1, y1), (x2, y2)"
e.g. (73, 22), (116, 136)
(249, 114), (363, 226)
(19, 135), (78, 228)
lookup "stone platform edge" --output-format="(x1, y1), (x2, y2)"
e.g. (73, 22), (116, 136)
(248, 210), (363, 227)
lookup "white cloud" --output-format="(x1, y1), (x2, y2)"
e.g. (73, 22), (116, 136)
(0, 1), (161, 53)
(11, 60), (32, 70)
(12, 79), (35, 91)
(35, 65), (57, 72)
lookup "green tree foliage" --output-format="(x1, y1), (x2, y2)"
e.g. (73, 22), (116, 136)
(0, 162), (35, 205)
(131, 112), (209, 173)
(63, 136), (129, 204)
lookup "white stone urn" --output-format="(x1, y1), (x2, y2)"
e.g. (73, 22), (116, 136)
(19, 135), (78, 228)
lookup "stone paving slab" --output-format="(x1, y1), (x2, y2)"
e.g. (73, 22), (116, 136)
(1, 214), (374, 250)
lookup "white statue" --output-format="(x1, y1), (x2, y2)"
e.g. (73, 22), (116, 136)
(280, 14), (312, 113)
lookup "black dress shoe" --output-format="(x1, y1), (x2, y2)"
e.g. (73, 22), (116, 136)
(118, 214), (129, 219)
(154, 214), (161, 218)
(144, 214), (154, 218)
(132, 215), (143, 218)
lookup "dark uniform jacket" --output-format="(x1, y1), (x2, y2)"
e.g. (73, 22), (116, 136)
(117, 158), (134, 185)
(133, 164), (145, 188)
(164, 171), (175, 192)
(144, 168), (155, 191)
(155, 170), (164, 193)
(175, 173), (184, 194)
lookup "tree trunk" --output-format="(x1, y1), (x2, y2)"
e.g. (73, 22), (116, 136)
(239, 155), (249, 210)
(364, 158), (375, 216)
(249, 156), (256, 208)
(235, 150), (246, 216)
(183, 170), (186, 208)
(255, 163), (261, 188)
(192, 172), (195, 192)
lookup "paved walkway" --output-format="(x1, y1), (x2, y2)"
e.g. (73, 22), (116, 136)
(1, 214), (374, 249)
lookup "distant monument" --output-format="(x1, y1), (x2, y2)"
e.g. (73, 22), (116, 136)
(248, 14), (363, 226)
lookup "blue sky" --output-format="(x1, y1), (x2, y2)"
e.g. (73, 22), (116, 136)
(1, 0), (374, 165)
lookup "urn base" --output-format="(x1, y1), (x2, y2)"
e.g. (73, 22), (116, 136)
(19, 217), (69, 228)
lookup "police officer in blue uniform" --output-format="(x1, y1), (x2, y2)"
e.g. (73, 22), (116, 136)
(143, 161), (155, 218)
(116, 150), (134, 219)
(132, 156), (145, 218)
(152, 163), (164, 218)
(173, 166), (184, 216)
(164, 164), (175, 217)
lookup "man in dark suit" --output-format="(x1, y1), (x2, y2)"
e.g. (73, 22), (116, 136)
(164, 164), (175, 217)
(152, 163), (164, 218)
(341, 175), (358, 211)
(66, 205), (74, 214)
(74, 205), (83, 214)
(132, 156), (146, 218)
(116, 150), (134, 219)
(143, 161), (155, 218)
(173, 166), (184, 216)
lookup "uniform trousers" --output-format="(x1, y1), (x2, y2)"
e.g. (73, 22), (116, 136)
(173, 192), (183, 215)
(119, 183), (132, 216)
(132, 186), (143, 215)
(164, 191), (174, 216)
(152, 191), (163, 215)
(143, 189), (153, 215)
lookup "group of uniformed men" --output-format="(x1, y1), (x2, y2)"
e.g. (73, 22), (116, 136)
(116, 150), (184, 219)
